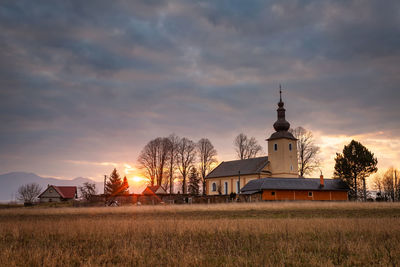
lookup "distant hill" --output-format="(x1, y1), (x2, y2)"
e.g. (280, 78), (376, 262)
(0, 172), (104, 202)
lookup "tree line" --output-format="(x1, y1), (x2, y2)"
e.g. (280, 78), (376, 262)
(137, 134), (217, 195)
(373, 168), (400, 201)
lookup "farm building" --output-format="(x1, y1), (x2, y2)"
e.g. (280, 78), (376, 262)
(205, 89), (350, 200)
(142, 185), (167, 195)
(241, 175), (349, 201)
(38, 185), (77, 202)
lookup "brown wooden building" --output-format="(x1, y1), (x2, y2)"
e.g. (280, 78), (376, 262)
(241, 176), (349, 201)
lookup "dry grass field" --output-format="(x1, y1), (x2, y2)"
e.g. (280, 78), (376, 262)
(1, 202), (400, 266)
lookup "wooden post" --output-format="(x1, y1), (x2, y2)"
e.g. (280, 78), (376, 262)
(104, 175), (107, 205)
(238, 171), (241, 195)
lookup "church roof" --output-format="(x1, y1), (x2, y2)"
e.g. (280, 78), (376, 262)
(206, 156), (269, 179)
(241, 177), (349, 194)
(268, 131), (297, 141)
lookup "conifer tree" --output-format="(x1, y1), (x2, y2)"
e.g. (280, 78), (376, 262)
(334, 140), (377, 201)
(121, 176), (130, 195)
(188, 167), (200, 195)
(105, 168), (124, 196)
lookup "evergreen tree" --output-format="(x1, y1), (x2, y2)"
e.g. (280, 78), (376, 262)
(121, 176), (130, 195)
(105, 168), (124, 196)
(334, 140), (378, 201)
(188, 167), (200, 195)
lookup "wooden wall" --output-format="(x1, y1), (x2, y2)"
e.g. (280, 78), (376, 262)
(262, 190), (348, 201)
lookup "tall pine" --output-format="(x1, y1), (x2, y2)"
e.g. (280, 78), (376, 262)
(121, 176), (130, 195)
(105, 168), (124, 196)
(334, 140), (377, 201)
(188, 167), (200, 195)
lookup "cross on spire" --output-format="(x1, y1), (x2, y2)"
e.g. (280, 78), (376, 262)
(273, 84), (290, 132)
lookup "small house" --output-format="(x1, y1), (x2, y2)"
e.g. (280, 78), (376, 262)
(38, 185), (77, 202)
(141, 185), (167, 195)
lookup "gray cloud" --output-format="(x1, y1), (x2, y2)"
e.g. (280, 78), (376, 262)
(0, 0), (399, 178)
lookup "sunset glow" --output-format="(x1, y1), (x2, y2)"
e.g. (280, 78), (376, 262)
(124, 164), (135, 175)
(131, 176), (147, 183)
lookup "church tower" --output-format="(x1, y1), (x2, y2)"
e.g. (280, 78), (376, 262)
(267, 87), (299, 178)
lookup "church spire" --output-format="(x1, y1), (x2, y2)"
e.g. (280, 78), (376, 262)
(273, 85), (290, 132)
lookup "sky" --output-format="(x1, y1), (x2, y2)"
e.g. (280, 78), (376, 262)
(1, 0), (399, 187)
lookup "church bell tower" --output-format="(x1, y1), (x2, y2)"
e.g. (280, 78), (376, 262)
(267, 86), (299, 178)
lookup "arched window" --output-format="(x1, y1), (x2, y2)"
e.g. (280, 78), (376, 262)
(212, 182), (217, 192)
(289, 143), (292, 151)
(274, 144), (278, 151)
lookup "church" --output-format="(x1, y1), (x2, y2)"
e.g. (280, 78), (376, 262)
(205, 89), (349, 201)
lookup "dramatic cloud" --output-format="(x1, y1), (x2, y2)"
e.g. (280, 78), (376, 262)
(0, 0), (399, 182)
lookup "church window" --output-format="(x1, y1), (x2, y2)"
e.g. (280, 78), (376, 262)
(274, 144), (278, 151)
(290, 165), (293, 171)
(224, 182), (228, 195)
(289, 143), (292, 151)
(236, 180), (240, 193)
(308, 192), (313, 197)
(271, 191), (275, 196)
(212, 183), (217, 192)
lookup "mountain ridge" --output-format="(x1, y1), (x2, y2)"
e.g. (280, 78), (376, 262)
(0, 172), (103, 202)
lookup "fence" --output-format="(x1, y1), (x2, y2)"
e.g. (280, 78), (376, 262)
(74, 193), (262, 206)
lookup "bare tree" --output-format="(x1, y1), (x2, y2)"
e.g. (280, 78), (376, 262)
(235, 133), (247, 159)
(137, 137), (170, 186)
(166, 134), (179, 194)
(377, 168), (400, 201)
(289, 127), (320, 177)
(176, 137), (196, 194)
(156, 137), (170, 186)
(234, 133), (263, 159)
(372, 174), (383, 198)
(16, 183), (42, 204)
(137, 140), (157, 186)
(197, 138), (217, 195)
(79, 182), (97, 201)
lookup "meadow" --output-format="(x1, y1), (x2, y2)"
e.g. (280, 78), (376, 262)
(0, 202), (399, 266)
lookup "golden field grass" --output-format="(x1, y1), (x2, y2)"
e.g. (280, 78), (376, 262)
(0, 202), (400, 266)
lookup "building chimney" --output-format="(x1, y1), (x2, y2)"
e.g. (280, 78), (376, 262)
(320, 175), (324, 187)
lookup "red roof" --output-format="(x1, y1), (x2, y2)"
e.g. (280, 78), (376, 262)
(53, 186), (77, 199)
(142, 185), (163, 195)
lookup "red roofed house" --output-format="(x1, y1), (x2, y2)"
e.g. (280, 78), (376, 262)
(141, 185), (167, 195)
(38, 185), (77, 203)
